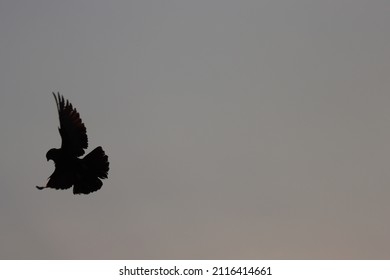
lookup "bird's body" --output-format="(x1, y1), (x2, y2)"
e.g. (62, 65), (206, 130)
(37, 93), (109, 195)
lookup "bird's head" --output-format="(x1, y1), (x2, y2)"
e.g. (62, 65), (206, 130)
(46, 148), (59, 161)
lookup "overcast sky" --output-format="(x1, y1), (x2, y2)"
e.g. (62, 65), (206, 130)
(1, 0), (390, 259)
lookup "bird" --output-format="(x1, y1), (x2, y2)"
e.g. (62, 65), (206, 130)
(36, 92), (109, 194)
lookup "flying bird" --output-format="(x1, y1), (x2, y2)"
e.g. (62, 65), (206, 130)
(37, 93), (109, 194)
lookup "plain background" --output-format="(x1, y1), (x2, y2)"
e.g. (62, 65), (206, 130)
(1, 0), (390, 259)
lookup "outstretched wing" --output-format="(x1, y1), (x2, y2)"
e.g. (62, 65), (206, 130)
(53, 92), (88, 157)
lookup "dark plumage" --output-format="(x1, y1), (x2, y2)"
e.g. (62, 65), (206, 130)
(37, 93), (109, 194)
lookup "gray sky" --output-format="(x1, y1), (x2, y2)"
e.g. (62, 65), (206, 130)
(1, 0), (390, 259)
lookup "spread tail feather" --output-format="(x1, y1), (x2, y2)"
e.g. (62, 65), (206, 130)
(73, 146), (109, 194)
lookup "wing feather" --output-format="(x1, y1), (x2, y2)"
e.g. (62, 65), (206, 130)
(53, 92), (88, 157)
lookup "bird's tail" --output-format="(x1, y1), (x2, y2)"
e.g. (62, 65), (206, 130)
(73, 146), (109, 194)
(83, 146), (110, 179)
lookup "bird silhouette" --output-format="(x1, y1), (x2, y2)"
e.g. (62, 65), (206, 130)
(37, 93), (109, 194)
